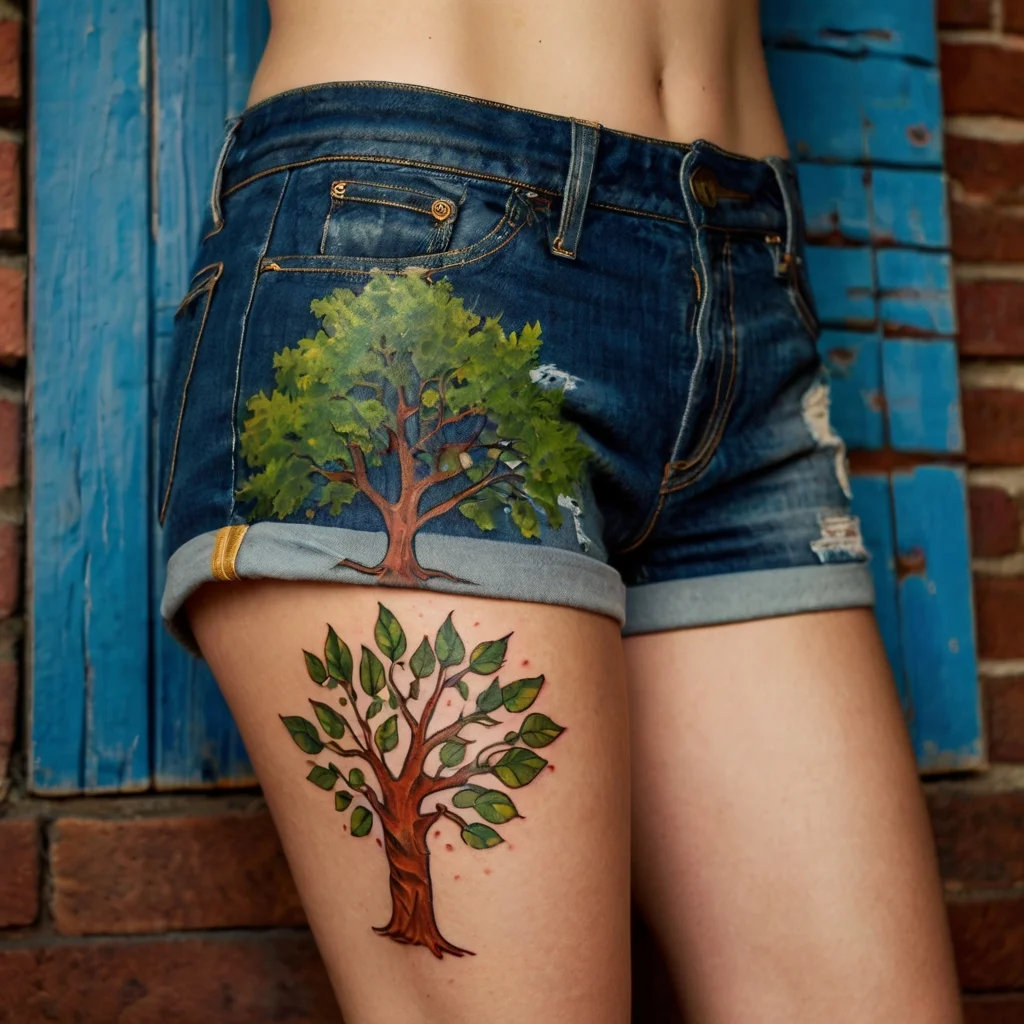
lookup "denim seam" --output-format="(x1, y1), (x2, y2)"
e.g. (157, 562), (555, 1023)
(159, 262), (223, 526)
(664, 236), (741, 492)
(228, 170), (292, 522)
(221, 154), (690, 227)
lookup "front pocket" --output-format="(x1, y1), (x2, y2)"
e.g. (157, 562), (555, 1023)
(320, 179), (457, 257)
(263, 161), (533, 275)
(158, 262), (222, 526)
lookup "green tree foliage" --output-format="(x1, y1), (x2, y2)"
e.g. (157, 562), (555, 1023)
(236, 272), (589, 547)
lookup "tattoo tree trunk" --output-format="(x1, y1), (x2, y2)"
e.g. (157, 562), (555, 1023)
(279, 602), (566, 958)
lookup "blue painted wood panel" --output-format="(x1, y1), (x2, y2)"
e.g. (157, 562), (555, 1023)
(29, 0), (151, 792)
(762, 0), (938, 62)
(805, 247), (876, 327)
(151, 0), (263, 788)
(870, 169), (950, 249)
(883, 340), (963, 453)
(767, 51), (943, 165)
(892, 468), (983, 771)
(851, 476), (910, 715)
(877, 249), (957, 337)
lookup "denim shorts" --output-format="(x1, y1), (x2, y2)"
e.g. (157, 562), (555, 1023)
(157, 80), (874, 659)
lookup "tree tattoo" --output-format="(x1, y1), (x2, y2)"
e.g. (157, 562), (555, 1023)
(236, 271), (590, 583)
(279, 602), (566, 958)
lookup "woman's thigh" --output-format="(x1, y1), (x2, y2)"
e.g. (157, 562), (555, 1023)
(625, 608), (962, 1024)
(185, 579), (631, 1024)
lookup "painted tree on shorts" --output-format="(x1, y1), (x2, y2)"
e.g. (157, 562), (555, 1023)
(279, 603), (566, 957)
(236, 271), (589, 583)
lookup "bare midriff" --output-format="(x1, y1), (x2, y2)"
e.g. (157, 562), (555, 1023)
(248, 0), (790, 159)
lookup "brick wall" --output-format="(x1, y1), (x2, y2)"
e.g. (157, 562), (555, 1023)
(0, 2), (1023, 1020)
(937, 1), (1024, 1020)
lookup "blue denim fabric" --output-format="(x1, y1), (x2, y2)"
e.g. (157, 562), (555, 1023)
(157, 80), (873, 659)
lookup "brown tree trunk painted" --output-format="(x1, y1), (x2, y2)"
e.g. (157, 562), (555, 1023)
(374, 812), (472, 958)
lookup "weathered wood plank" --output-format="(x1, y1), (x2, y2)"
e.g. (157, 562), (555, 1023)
(29, 0), (151, 792)
(151, 0), (263, 788)
(870, 169), (950, 249)
(805, 246), (876, 327)
(797, 164), (871, 243)
(850, 475), (910, 716)
(767, 51), (943, 165)
(817, 331), (885, 449)
(877, 248), (956, 337)
(761, 0), (938, 62)
(892, 467), (984, 772)
(882, 339), (964, 453)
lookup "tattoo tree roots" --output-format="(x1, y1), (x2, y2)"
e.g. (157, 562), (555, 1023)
(279, 602), (566, 958)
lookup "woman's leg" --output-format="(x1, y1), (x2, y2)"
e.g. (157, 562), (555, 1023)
(185, 579), (631, 1024)
(625, 608), (962, 1024)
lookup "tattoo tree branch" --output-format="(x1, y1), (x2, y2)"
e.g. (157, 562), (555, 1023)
(277, 602), (566, 958)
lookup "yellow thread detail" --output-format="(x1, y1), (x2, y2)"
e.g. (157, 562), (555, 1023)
(210, 524), (249, 581)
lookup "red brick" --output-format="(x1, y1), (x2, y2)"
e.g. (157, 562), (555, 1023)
(948, 895), (1024, 989)
(0, 140), (17, 234)
(0, 522), (19, 618)
(965, 995), (1024, 1024)
(0, 398), (21, 489)
(0, 658), (16, 783)
(970, 486), (1022, 557)
(986, 677), (1024, 762)
(938, 0), (990, 26)
(928, 786), (1024, 889)
(963, 389), (1024, 466)
(51, 811), (306, 936)
(0, 20), (21, 105)
(952, 202), (1024, 263)
(946, 135), (1024, 205)
(942, 43), (1024, 119)
(0, 933), (341, 1023)
(974, 577), (1024, 660)
(0, 266), (25, 363)
(0, 818), (38, 927)
(1006, 0), (1024, 33)
(957, 281), (1024, 358)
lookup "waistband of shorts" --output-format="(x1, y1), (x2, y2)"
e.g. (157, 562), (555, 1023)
(218, 79), (799, 236)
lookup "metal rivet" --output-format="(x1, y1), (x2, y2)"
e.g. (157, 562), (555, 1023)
(431, 199), (453, 221)
(330, 181), (347, 200)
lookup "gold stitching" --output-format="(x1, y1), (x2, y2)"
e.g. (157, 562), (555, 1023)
(210, 524), (249, 581)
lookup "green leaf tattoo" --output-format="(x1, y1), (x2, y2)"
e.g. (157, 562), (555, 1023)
(275, 610), (565, 959)
(501, 675), (544, 713)
(409, 636), (436, 680)
(374, 602), (407, 661)
(492, 747), (548, 788)
(280, 715), (324, 754)
(351, 806), (374, 838)
(360, 645), (386, 697)
(309, 700), (346, 740)
(519, 713), (565, 749)
(303, 650), (328, 685)
(461, 823), (504, 850)
(374, 714), (399, 756)
(435, 612), (465, 667)
(307, 765), (338, 790)
(325, 625), (353, 684)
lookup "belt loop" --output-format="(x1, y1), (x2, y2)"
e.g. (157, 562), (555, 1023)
(210, 115), (243, 233)
(765, 155), (797, 276)
(551, 119), (601, 260)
